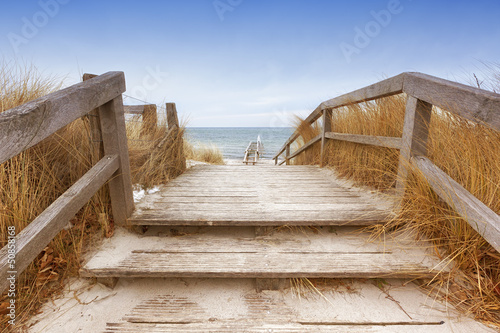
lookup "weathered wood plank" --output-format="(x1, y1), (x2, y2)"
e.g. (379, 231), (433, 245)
(128, 211), (390, 226)
(0, 155), (119, 292)
(81, 226), (444, 279)
(411, 156), (500, 252)
(82, 252), (440, 279)
(99, 96), (135, 225)
(322, 73), (405, 110)
(83, 74), (105, 165)
(403, 72), (500, 131)
(123, 105), (145, 114)
(396, 96), (433, 195)
(325, 132), (403, 149)
(321, 109), (332, 166)
(103, 322), (450, 333)
(0, 71), (125, 164)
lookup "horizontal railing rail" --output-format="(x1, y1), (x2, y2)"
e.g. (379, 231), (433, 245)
(0, 72), (135, 292)
(274, 71), (500, 252)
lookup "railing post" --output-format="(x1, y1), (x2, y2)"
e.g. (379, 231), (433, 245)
(83, 74), (104, 165)
(166, 103), (186, 170)
(99, 95), (135, 225)
(395, 96), (433, 198)
(285, 144), (290, 165)
(321, 108), (332, 167)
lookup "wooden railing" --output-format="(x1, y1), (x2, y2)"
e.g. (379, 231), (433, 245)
(0, 72), (135, 292)
(274, 72), (500, 252)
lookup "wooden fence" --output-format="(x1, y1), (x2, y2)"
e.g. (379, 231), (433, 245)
(274, 72), (500, 253)
(0, 72), (135, 292)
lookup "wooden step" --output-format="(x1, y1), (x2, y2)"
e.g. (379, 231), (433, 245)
(81, 227), (447, 280)
(98, 278), (488, 333)
(129, 164), (395, 227)
(104, 322), (448, 332)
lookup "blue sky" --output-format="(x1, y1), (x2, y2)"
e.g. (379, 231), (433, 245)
(1, 0), (499, 126)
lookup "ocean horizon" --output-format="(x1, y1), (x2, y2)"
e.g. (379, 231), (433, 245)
(184, 127), (294, 160)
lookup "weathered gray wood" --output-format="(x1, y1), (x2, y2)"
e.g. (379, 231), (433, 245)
(321, 109), (332, 166)
(322, 73), (405, 110)
(81, 226), (445, 279)
(325, 132), (403, 149)
(396, 96), (433, 195)
(412, 156), (500, 252)
(166, 103), (179, 130)
(0, 72), (126, 164)
(130, 164), (394, 226)
(285, 144), (291, 165)
(99, 96), (135, 225)
(104, 322), (450, 333)
(81, 251), (440, 279)
(123, 105), (145, 114)
(83, 74), (104, 165)
(403, 72), (500, 131)
(129, 211), (390, 226)
(288, 134), (322, 161)
(0, 155), (119, 293)
(255, 278), (287, 292)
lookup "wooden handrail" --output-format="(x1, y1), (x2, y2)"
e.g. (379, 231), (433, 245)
(0, 72), (125, 165)
(274, 71), (500, 253)
(0, 72), (135, 292)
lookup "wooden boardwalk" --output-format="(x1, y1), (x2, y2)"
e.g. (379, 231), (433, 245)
(128, 164), (392, 226)
(77, 163), (483, 332)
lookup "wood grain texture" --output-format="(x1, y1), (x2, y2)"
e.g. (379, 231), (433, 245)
(81, 227), (444, 279)
(99, 96), (135, 225)
(412, 156), (500, 252)
(403, 72), (500, 131)
(130, 165), (394, 226)
(104, 322), (448, 333)
(396, 96), (433, 195)
(123, 105), (145, 114)
(321, 109), (333, 166)
(0, 155), (119, 293)
(325, 132), (403, 149)
(0, 71), (125, 164)
(322, 73), (405, 110)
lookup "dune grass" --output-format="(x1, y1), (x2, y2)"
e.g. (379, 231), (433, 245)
(184, 141), (225, 165)
(290, 91), (500, 327)
(0, 64), (186, 331)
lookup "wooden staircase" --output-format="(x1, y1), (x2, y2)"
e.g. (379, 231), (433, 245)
(77, 164), (470, 332)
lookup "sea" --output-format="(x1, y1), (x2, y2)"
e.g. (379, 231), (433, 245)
(184, 127), (294, 161)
